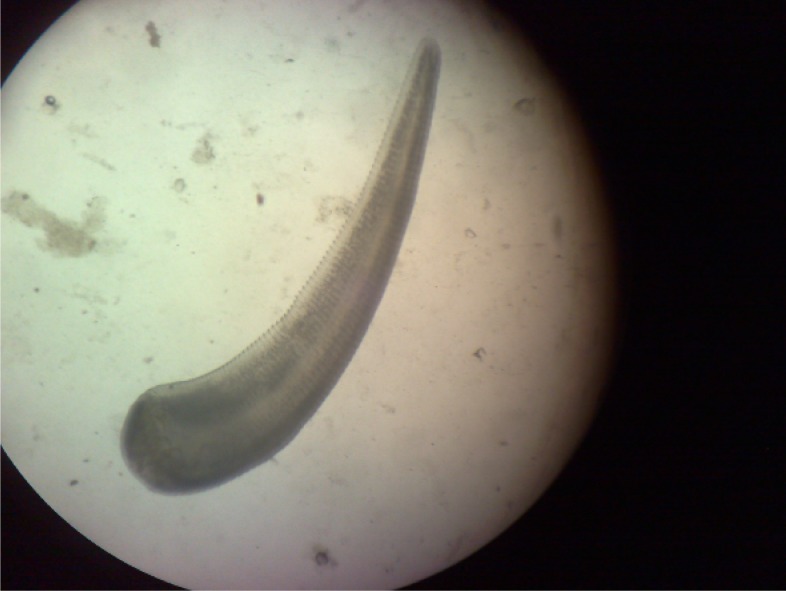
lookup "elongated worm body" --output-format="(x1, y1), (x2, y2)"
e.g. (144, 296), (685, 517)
(121, 39), (441, 493)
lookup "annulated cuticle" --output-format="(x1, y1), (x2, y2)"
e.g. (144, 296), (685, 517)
(122, 39), (441, 494)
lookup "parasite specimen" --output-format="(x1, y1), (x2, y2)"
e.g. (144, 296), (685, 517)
(122, 39), (441, 493)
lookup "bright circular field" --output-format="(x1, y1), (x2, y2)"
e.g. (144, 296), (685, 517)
(1, 1), (615, 588)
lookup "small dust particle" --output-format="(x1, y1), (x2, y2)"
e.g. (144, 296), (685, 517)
(464, 227), (477, 238)
(143, 356), (154, 364)
(314, 551), (330, 566)
(514, 97), (536, 115)
(256, 193), (265, 206)
(69, 479), (78, 486)
(173, 178), (186, 193)
(145, 21), (161, 48)
(473, 347), (486, 360)
(45, 95), (57, 106)
(191, 134), (216, 164)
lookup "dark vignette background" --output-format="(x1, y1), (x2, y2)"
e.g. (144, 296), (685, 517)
(2, 1), (784, 589)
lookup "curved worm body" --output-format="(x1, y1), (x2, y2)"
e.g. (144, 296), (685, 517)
(121, 39), (441, 493)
